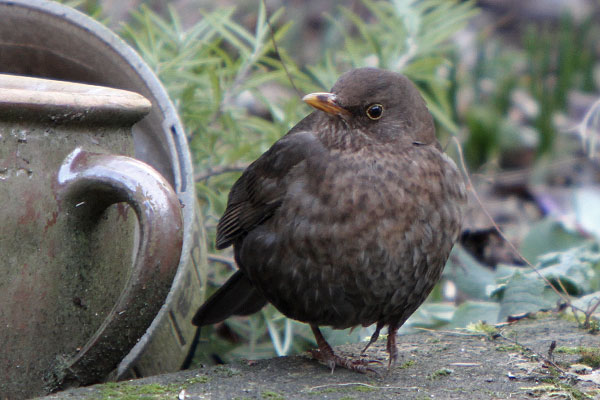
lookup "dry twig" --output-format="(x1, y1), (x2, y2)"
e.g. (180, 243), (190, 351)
(194, 163), (248, 182)
(496, 332), (565, 374)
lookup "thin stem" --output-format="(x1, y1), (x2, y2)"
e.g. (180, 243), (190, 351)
(194, 163), (248, 181)
(261, 0), (303, 99)
(451, 137), (573, 306)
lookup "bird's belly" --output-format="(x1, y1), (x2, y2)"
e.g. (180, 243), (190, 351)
(239, 153), (464, 328)
(239, 191), (458, 329)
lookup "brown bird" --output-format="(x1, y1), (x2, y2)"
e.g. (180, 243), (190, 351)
(193, 67), (466, 372)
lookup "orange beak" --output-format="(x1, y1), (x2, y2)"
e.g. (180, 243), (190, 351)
(302, 92), (350, 116)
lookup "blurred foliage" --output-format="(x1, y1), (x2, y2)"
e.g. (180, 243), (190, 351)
(439, 241), (600, 330)
(433, 186), (600, 331)
(525, 16), (597, 154)
(461, 15), (599, 169)
(311, 0), (478, 137)
(57, 0), (103, 19)
(66, 0), (600, 366)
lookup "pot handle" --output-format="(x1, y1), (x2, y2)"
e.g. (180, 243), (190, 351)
(51, 148), (183, 388)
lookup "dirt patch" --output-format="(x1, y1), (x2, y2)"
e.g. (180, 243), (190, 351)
(42, 314), (599, 399)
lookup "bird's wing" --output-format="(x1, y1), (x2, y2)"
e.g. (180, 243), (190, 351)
(216, 128), (323, 249)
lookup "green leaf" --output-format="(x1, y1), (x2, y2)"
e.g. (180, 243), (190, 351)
(498, 272), (560, 322)
(401, 56), (448, 81)
(448, 301), (501, 328)
(444, 245), (496, 300)
(519, 218), (588, 263)
(529, 245), (600, 295)
(401, 302), (455, 333)
(422, 91), (460, 135)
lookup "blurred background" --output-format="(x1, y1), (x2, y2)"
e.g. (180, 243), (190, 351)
(64, 0), (600, 368)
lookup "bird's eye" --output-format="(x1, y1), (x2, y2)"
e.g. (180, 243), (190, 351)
(366, 104), (384, 120)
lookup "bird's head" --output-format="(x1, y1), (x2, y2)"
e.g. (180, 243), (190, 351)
(303, 68), (436, 147)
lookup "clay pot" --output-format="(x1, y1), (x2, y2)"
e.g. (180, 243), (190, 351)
(0, 1), (208, 398)
(0, 74), (184, 398)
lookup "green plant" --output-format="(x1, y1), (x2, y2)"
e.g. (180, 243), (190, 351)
(525, 16), (597, 154)
(56, 0), (103, 19)
(461, 14), (598, 169)
(316, 0), (478, 137)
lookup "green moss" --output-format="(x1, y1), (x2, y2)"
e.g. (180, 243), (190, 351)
(579, 348), (600, 369)
(100, 382), (121, 389)
(213, 365), (241, 377)
(96, 378), (215, 400)
(186, 375), (211, 385)
(556, 346), (600, 368)
(559, 312), (581, 324)
(495, 344), (524, 352)
(353, 385), (377, 393)
(429, 368), (453, 379)
(466, 321), (499, 337)
(521, 384), (560, 396)
(586, 319), (599, 334)
(261, 390), (285, 400)
(588, 389), (600, 398)
(399, 359), (416, 369)
(534, 378), (594, 400)
(98, 382), (180, 400)
(559, 313), (600, 333)
(556, 346), (582, 354)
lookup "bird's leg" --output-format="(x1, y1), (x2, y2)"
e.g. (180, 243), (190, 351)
(309, 325), (336, 372)
(386, 324), (399, 369)
(361, 321), (385, 354)
(309, 324), (377, 374)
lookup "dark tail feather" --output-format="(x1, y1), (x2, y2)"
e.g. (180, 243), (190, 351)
(192, 271), (267, 326)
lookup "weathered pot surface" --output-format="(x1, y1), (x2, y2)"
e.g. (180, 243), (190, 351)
(0, 74), (183, 399)
(0, 2), (209, 388)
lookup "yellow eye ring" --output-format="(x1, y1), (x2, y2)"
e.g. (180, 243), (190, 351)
(366, 104), (384, 120)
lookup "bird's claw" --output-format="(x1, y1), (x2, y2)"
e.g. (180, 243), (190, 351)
(310, 349), (381, 375)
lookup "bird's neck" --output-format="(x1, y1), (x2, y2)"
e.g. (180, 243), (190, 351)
(314, 116), (377, 152)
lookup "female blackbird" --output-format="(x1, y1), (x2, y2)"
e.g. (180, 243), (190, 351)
(193, 68), (466, 372)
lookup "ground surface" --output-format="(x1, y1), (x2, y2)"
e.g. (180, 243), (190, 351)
(40, 314), (599, 400)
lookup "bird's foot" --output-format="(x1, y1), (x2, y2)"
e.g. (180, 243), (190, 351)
(310, 324), (382, 374)
(310, 349), (381, 374)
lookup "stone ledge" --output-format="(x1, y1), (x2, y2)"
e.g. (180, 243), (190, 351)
(41, 315), (600, 400)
